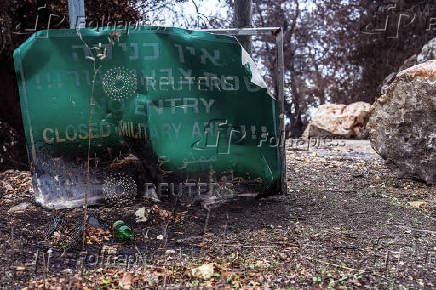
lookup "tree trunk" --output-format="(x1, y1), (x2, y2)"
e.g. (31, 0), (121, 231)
(233, 0), (252, 54)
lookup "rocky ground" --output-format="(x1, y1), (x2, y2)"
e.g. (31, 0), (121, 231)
(0, 139), (435, 289)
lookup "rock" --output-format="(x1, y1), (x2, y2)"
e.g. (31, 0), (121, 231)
(303, 102), (371, 139)
(191, 263), (215, 280)
(380, 72), (398, 96)
(381, 37), (436, 95)
(134, 207), (150, 223)
(368, 60), (436, 185)
(400, 54), (418, 71)
(382, 55), (417, 95)
(2, 194), (14, 200)
(8, 202), (31, 213)
(165, 249), (176, 255)
(417, 38), (436, 64)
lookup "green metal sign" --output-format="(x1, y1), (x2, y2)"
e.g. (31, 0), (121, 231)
(14, 26), (282, 208)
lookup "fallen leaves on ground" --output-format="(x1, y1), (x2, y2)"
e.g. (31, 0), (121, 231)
(86, 226), (111, 245)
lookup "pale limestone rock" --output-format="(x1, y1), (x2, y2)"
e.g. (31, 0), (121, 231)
(191, 263), (215, 280)
(303, 102), (371, 139)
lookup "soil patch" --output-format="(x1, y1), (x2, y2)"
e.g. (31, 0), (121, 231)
(0, 140), (435, 288)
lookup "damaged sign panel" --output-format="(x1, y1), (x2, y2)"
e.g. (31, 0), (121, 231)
(14, 26), (282, 208)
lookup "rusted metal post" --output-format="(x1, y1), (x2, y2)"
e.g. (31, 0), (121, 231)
(275, 28), (288, 195)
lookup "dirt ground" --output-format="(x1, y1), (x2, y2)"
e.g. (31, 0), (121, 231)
(0, 139), (435, 289)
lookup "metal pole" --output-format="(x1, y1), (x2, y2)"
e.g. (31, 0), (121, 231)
(276, 28), (288, 195)
(68, 0), (85, 29)
(201, 27), (281, 36)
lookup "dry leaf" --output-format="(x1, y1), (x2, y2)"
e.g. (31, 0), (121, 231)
(407, 201), (428, 209)
(120, 273), (133, 289)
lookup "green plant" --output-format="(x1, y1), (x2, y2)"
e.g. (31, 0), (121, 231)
(228, 252), (237, 261)
(188, 280), (200, 287)
(76, 29), (110, 251)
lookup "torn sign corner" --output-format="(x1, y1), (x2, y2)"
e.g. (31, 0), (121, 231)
(241, 46), (274, 98)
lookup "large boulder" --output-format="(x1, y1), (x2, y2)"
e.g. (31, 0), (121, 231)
(381, 37), (436, 95)
(303, 102), (371, 139)
(368, 60), (436, 184)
